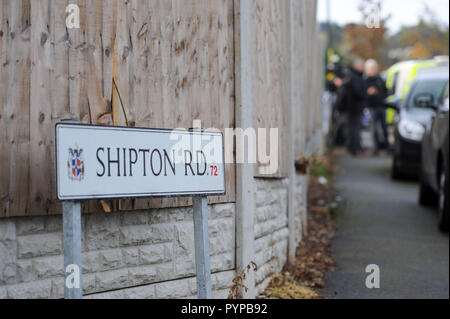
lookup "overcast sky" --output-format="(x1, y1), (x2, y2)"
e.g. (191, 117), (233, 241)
(317, 0), (450, 33)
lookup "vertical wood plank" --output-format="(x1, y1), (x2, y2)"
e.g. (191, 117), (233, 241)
(183, 0), (196, 130)
(173, 0), (188, 129)
(147, 0), (171, 209)
(116, 0), (134, 211)
(86, 0), (102, 93)
(131, 0), (151, 210)
(206, 0), (218, 130)
(130, 0), (150, 127)
(304, 0), (314, 143)
(86, 0), (109, 124)
(115, 0), (132, 126)
(50, 0), (70, 122)
(160, 0), (176, 130)
(29, 0), (52, 215)
(84, 1), (111, 214)
(68, 0), (88, 121)
(225, 0), (236, 203)
(47, 0), (69, 215)
(156, 0), (181, 208)
(102, 0), (117, 108)
(6, 0), (31, 216)
(294, 0), (306, 159)
(209, 0), (236, 204)
(253, 0), (288, 178)
(0, 0), (10, 217)
(147, 0), (163, 128)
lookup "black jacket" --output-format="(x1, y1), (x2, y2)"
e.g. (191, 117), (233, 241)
(364, 75), (387, 109)
(335, 68), (366, 115)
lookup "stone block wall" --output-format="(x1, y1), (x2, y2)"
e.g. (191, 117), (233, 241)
(295, 174), (309, 245)
(252, 174), (309, 296)
(254, 178), (289, 296)
(0, 175), (310, 299)
(0, 204), (235, 299)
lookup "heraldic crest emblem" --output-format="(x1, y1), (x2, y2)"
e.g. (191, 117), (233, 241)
(68, 145), (85, 181)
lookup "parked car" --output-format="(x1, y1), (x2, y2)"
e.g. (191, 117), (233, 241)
(390, 68), (449, 179)
(385, 59), (438, 125)
(419, 85), (449, 231)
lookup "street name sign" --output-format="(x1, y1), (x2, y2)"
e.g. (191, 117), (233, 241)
(56, 122), (222, 299)
(55, 123), (226, 200)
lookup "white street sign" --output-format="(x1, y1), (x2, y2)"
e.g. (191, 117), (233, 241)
(55, 123), (225, 200)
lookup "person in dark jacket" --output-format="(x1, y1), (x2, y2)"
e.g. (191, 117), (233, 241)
(341, 58), (366, 155)
(364, 59), (388, 153)
(327, 66), (349, 147)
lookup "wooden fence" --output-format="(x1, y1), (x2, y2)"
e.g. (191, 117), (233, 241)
(0, 0), (323, 218)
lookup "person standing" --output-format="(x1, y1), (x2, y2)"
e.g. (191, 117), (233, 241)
(364, 59), (388, 154)
(341, 58), (366, 156)
(328, 66), (349, 147)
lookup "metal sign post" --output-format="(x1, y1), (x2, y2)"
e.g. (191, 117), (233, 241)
(193, 196), (212, 299)
(63, 201), (83, 299)
(61, 120), (83, 299)
(55, 123), (225, 300)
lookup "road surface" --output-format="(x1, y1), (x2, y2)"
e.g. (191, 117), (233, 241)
(323, 153), (449, 299)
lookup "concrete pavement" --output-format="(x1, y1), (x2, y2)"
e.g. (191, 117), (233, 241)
(323, 154), (449, 299)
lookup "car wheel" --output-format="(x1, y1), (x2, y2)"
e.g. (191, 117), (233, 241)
(438, 167), (449, 232)
(419, 171), (437, 206)
(391, 156), (402, 180)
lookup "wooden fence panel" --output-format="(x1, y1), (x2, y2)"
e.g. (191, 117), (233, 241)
(253, 0), (289, 178)
(0, 0), (235, 217)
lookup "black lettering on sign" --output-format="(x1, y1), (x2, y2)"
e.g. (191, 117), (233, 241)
(164, 149), (176, 176)
(151, 149), (163, 176)
(129, 148), (138, 177)
(122, 148), (127, 176)
(184, 150), (195, 176)
(107, 148), (121, 177)
(96, 147), (212, 179)
(97, 148), (105, 177)
(139, 149), (150, 176)
(196, 151), (207, 176)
